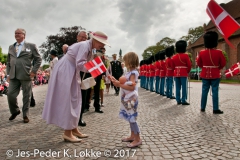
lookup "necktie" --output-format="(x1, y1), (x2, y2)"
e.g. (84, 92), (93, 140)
(16, 43), (20, 53)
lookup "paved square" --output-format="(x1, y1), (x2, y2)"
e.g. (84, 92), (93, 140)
(0, 82), (240, 159)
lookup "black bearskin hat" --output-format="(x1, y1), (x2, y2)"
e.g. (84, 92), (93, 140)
(154, 52), (159, 61)
(150, 55), (155, 63)
(146, 57), (151, 65)
(166, 45), (174, 58)
(175, 40), (187, 53)
(159, 50), (166, 60)
(204, 31), (218, 48)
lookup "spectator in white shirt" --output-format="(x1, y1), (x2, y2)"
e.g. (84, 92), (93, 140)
(45, 50), (58, 77)
(122, 62), (127, 75)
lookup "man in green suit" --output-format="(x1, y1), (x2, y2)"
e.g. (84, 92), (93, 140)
(7, 28), (42, 123)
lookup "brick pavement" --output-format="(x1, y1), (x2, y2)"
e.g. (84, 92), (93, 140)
(0, 82), (240, 160)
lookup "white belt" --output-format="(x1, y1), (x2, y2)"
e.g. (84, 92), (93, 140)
(175, 66), (187, 68)
(203, 66), (219, 68)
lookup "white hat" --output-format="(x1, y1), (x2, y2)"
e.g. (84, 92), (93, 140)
(90, 31), (110, 47)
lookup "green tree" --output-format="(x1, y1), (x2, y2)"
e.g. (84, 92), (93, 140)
(180, 26), (204, 43)
(142, 45), (164, 60)
(142, 37), (176, 60)
(39, 26), (86, 62)
(186, 52), (193, 64)
(222, 51), (228, 63)
(156, 37), (176, 48)
(42, 64), (50, 71)
(0, 47), (7, 64)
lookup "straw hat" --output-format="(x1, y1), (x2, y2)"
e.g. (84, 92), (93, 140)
(90, 31), (110, 47)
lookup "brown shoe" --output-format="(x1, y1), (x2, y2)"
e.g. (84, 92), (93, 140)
(9, 110), (21, 120)
(23, 116), (29, 123)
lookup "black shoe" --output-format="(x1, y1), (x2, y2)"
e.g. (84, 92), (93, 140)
(162, 94), (166, 96)
(30, 99), (36, 107)
(114, 93), (119, 96)
(95, 110), (104, 113)
(177, 102), (182, 105)
(201, 109), (205, 112)
(9, 110), (21, 120)
(182, 102), (190, 105)
(78, 120), (86, 126)
(213, 110), (223, 114)
(170, 96), (176, 99)
(30, 103), (35, 107)
(83, 109), (89, 113)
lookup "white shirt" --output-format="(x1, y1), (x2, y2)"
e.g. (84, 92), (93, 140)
(46, 57), (58, 76)
(123, 67), (127, 75)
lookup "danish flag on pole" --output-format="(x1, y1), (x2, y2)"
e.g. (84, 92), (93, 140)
(84, 56), (107, 78)
(206, 0), (240, 48)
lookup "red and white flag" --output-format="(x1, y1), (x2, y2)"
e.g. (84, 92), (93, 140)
(206, 0), (240, 48)
(84, 56), (107, 78)
(224, 62), (240, 78)
(231, 62), (240, 75)
(224, 68), (234, 78)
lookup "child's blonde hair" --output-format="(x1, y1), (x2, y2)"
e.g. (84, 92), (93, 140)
(123, 52), (139, 69)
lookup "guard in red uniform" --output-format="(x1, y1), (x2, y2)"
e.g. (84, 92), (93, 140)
(140, 60), (144, 88)
(159, 50), (166, 96)
(165, 46), (175, 99)
(154, 52), (161, 94)
(145, 58), (151, 90)
(172, 40), (191, 105)
(197, 31), (226, 114)
(149, 56), (155, 92)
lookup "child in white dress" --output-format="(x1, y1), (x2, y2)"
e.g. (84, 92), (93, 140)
(111, 52), (142, 148)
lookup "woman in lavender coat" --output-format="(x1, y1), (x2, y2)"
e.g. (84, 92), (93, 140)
(42, 31), (110, 143)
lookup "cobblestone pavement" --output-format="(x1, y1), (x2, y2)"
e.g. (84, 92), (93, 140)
(0, 82), (240, 160)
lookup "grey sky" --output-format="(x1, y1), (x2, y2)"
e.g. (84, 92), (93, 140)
(0, 0), (230, 62)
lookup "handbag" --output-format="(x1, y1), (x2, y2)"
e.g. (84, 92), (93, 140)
(80, 72), (96, 90)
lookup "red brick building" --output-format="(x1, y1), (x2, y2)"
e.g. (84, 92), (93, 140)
(187, 0), (240, 79)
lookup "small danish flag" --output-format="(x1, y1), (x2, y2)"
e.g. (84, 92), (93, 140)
(225, 68), (234, 78)
(206, 0), (240, 48)
(84, 56), (107, 78)
(231, 62), (240, 75)
(224, 62), (240, 78)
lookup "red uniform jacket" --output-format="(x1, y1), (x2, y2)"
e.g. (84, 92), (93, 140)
(150, 63), (155, 77)
(146, 65), (150, 77)
(154, 61), (160, 76)
(139, 65), (143, 76)
(197, 49), (226, 79)
(172, 53), (191, 77)
(143, 64), (147, 76)
(159, 60), (166, 77)
(165, 57), (174, 77)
